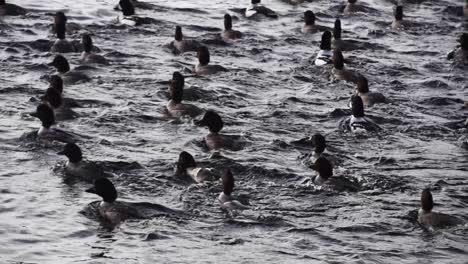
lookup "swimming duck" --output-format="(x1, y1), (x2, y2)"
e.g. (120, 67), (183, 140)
(332, 18), (346, 51)
(47, 75), (81, 108)
(308, 133), (326, 164)
(175, 151), (218, 183)
(418, 189), (463, 229)
(355, 76), (386, 107)
(447, 33), (468, 67)
(80, 34), (109, 65)
(195, 46), (228, 75)
(30, 103), (75, 143)
(48, 55), (91, 85)
(85, 178), (127, 225)
(40, 87), (76, 121)
(391, 5), (406, 29)
(223, 14), (242, 40)
(218, 169), (248, 210)
(114, 0), (154, 10)
(50, 12), (75, 53)
(173, 26), (202, 53)
(314, 31), (333, 66)
(303, 10), (317, 33)
(167, 72), (203, 118)
(196, 110), (239, 151)
(58, 143), (110, 182)
(117, 0), (144, 26)
(245, 0), (278, 19)
(332, 50), (362, 83)
(310, 157), (333, 185)
(348, 95), (380, 133)
(0, 0), (26, 16)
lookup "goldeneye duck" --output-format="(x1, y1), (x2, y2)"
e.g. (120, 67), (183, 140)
(30, 104), (75, 143)
(48, 55), (91, 85)
(167, 72), (203, 118)
(348, 95), (380, 133)
(314, 31), (333, 66)
(355, 76), (386, 107)
(50, 12), (75, 53)
(332, 18), (344, 51)
(447, 33), (468, 67)
(218, 169), (248, 210)
(173, 25), (202, 53)
(303, 10), (317, 33)
(310, 157), (333, 186)
(85, 178), (126, 226)
(332, 50), (362, 83)
(117, 0), (144, 26)
(196, 110), (232, 150)
(418, 189), (463, 229)
(48, 75), (81, 108)
(245, 0), (278, 19)
(343, 0), (357, 16)
(391, 5), (406, 30)
(175, 151), (218, 183)
(41, 87), (76, 121)
(80, 34), (109, 65)
(195, 46), (228, 75)
(58, 143), (110, 182)
(223, 14), (242, 40)
(0, 0), (27, 16)
(308, 133), (326, 164)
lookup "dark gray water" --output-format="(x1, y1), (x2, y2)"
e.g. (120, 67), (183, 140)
(1, 0), (467, 263)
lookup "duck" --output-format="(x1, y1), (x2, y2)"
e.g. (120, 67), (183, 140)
(308, 133), (326, 164)
(354, 76), (386, 107)
(223, 14), (242, 40)
(418, 189), (463, 229)
(391, 5), (406, 30)
(29, 103), (75, 143)
(196, 110), (239, 150)
(447, 33), (468, 67)
(332, 49), (362, 83)
(58, 143), (110, 182)
(167, 72), (203, 118)
(195, 46), (228, 75)
(245, 0), (278, 19)
(343, 0), (358, 16)
(314, 31), (333, 66)
(175, 151), (218, 183)
(40, 87), (77, 121)
(117, 0), (144, 26)
(50, 12), (75, 53)
(47, 75), (81, 108)
(218, 169), (248, 210)
(173, 26), (202, 53)
(0, 0), (27, 16)
(303, 10), (317, 33)
(348, 95), (380, 133)
(331, 50), (357, 81)
(80, 34), (109, 65)
(48, 55), (91, 85)
(85, 178), (129, 226)
(310, 157), (333, 186)
(332, 18), (346, 51)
